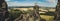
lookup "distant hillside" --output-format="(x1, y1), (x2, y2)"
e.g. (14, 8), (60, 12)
(8, 6), (55, 9)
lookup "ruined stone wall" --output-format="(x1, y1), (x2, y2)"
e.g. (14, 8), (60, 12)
(54, 0), (60, 21)
(0, 0), (8, 21)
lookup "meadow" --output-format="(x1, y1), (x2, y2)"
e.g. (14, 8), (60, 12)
(40, 15), (54, 21)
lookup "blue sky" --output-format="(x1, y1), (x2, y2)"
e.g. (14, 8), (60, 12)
(5, 0), (58, 7)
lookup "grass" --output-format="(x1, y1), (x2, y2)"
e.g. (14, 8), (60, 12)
(40, 15), (54, 21)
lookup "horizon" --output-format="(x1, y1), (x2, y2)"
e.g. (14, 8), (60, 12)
(8, 6), (55, 7)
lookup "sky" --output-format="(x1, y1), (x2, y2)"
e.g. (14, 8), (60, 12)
(5, 0), (58, 7)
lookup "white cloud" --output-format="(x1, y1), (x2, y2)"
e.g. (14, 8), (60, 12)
(5, 0), (11, 1)
(46, 0), (57, 3)
(45, 0), (57, 7)
(6, 0), (57, 7)
(47, 0), (55, 2)
(7, 1), (34, 6)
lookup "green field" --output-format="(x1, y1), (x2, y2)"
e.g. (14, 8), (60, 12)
(40, 15), (54, 21)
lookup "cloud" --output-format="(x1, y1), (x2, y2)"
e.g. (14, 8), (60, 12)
(41, 0), (57, 7)
(46, 0), (57, 3)
(38, 0), (57, 7)
(6, 0), (57, 7)
(7, 1), (34, 6)
(5, 0), (11, 1)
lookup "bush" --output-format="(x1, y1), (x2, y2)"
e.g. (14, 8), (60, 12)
(40, 13), (46, 15)
(9, 9), (22, 20)
(45, 11), (55, 16)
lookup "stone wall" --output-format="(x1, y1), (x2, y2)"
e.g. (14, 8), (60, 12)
(0, 0), (8, 21)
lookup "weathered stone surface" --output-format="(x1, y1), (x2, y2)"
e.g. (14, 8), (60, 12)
(33, 3), (40, 21)
(0, 0), (8, 21)
(54, 0), (60, 21)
